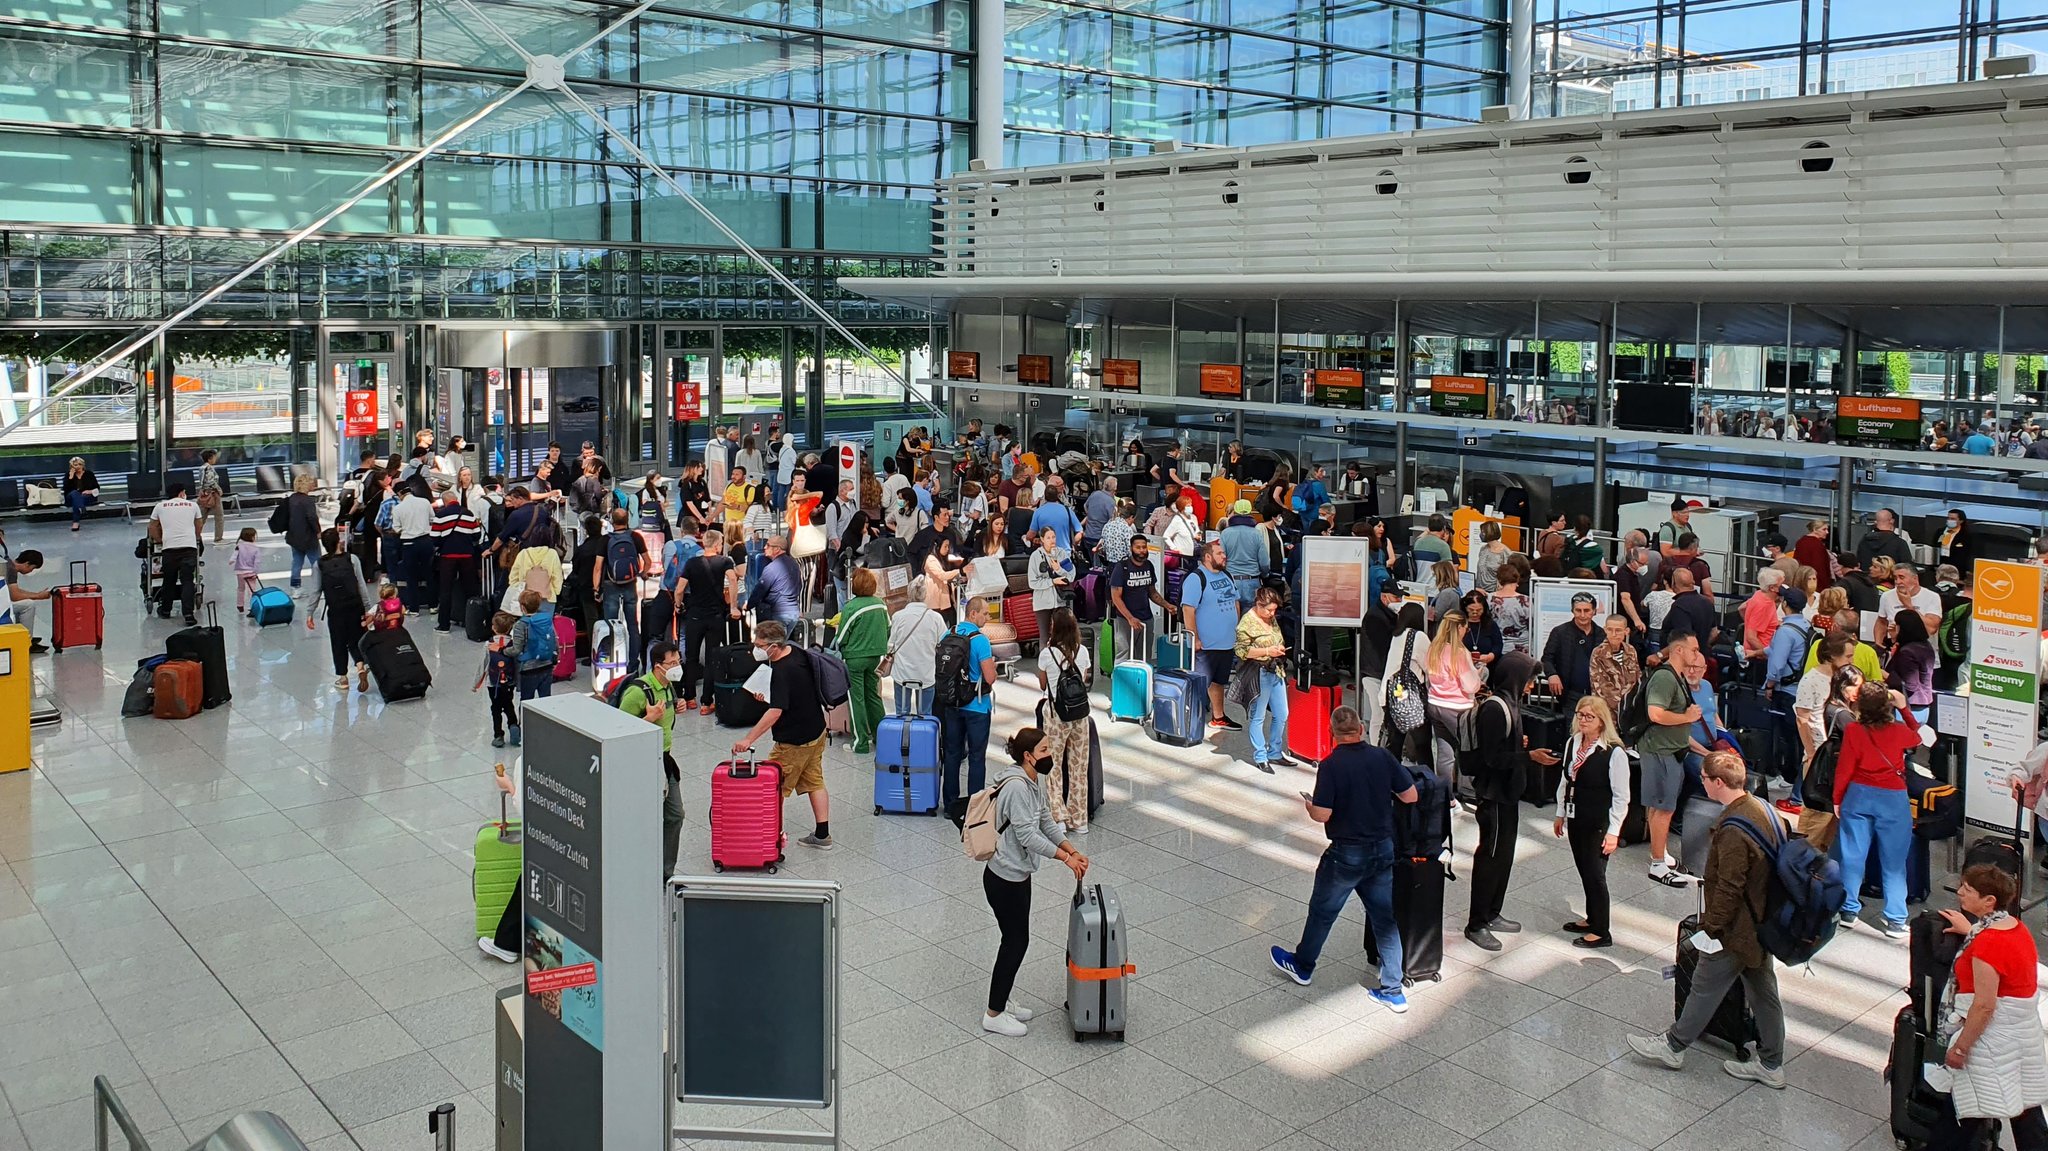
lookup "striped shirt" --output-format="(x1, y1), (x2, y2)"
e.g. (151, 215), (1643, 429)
(430, 501), (482, 559)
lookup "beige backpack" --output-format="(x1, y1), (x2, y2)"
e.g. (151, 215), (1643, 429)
(961, 777), (1023, 862)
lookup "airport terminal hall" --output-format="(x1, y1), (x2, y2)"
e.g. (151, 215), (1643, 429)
(18, 1), (2048, 1149)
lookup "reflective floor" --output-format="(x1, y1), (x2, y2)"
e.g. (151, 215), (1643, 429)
(1, 514), (1920, 1151)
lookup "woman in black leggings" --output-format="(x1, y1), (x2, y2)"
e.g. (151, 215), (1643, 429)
(306, 528), (372, 694)
(979, 728), (1088, 1038)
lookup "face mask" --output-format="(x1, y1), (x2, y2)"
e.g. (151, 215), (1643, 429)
(752, 646), (770, 662)
(1949, 520), (1961, 530)
(664, 665), (684, 683)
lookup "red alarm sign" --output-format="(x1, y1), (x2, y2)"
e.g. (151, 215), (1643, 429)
(674, 380), (701, 422)
(344, 389), (378, 436)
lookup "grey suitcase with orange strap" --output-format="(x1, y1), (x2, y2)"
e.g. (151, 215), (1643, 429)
(1066, 882), (1132, 1041)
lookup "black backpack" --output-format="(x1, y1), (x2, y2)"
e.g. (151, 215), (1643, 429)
(934, 627), (979, 710)
(604, 531), (639, 587)
(1051, 649), (1090, 722)
(1619, 665), (1682, 745)
(317, 554), (364, 615)
(268, 500), (289, 534)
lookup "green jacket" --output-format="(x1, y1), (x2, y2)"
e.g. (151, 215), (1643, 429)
(836, 596), (890, 662)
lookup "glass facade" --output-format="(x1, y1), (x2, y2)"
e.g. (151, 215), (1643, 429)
(1533, 0), (2048, 118)
(1003, 0), (1507, 166)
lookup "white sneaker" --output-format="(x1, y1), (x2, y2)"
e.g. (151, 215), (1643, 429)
(1005, 1001), (1034, 1022)
(981, 1012), (1027, 1038)
(1723, 1057), (1786, 1089)
(1628, 1032), (1685, 1070)
(478, 937), (519, 964)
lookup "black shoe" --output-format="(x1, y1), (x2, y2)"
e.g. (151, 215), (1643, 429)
(1253, 761), (1275, 775)
(27, 640), (49, 655)
(182, 616), (198, 627)
(1219, 717), (1244, 731)
(1270, 751), (1298, 767)
(1463, 927), (1503, 952)
(1486, 917), (1522, 934)
(1572, 935), (1614, 949)
(157, 611), (171, 620)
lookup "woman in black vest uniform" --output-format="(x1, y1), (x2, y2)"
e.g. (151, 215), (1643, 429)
(1464, 653), (1559, 952)
(1553, 695), (1631, 949)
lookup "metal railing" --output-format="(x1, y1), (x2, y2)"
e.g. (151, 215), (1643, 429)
(95, 1076), (313, 1151)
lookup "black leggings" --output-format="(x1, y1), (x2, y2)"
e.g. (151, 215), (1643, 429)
(493, 888), (520, 952)
(1953, 1107), (2048, 1151)
(682, 616), (720, 706)
(1567, 818), (1611, 939)
(328, 615), (365, 676)
(983, 868), (1032, 1014)
(1467, 797), (1519, 931)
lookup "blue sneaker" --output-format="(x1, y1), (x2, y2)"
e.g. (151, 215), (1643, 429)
(509, 726), (522, 748)
(1269, 946), (1311, 986)
(1369, 987), (1409, 1014)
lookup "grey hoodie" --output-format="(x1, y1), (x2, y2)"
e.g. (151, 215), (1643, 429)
(986, 763), (1067, 882)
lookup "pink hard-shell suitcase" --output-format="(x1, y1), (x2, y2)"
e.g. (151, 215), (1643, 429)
(551, 615), (578, 681)
(711, 757), (785, 872)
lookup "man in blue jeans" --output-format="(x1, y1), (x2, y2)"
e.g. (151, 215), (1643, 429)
(939, 614), (999, 808)
(1269, 706), (1420, 1014)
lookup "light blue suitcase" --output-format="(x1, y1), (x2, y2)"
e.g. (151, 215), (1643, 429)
(1110, 625), (1151, 723)
(874, 713), (942, 816)
(248, 584), (293, 627)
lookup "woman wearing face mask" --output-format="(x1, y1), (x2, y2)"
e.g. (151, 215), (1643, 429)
(888, 489), (929, 543)
(978, 727), (1089, 1038)
(1553, 695), (1630, 948)
(1938, 508), (1976, 576)
(1464, 652), (1559, 952)
(617, 641), (688, 878)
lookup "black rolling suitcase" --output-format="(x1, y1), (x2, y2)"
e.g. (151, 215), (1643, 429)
(640, 589), (676, 661)
(1673, 884), (1758, 1055)
(464, 595), (493, 643)
(1364, 768), (1452, 984)
(709, 642), (766, 728)
(1520, 698), (1567, 805)
(359, 625), (432, 702)
(166, 604), (230, 709)
(1887, 998), (1999, 1149)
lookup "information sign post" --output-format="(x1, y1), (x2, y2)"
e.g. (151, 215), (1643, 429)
(1965, 560), (2043, 836)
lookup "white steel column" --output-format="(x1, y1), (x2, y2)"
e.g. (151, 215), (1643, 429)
(1506, 0), (1535, 119)
(972, 0), (1005, 164)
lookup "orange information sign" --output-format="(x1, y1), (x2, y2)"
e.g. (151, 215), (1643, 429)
(1308, 368), (1365, 407)
(1016, 353), (1054, 385)
(344, 389), (378, 436)
(526, 962), (597, 995)
(946, 350), (980, 381)
(1199, 363), (1244, 399)
(1429, 374), (1492, 417)
(1834, 395), (1922, 444)
(1101, 359), (1141, 392)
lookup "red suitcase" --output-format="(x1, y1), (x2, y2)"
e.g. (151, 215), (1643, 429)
(711, 757), (785, 872)
(1287, 681), (1342, 764)
(551, 615), (578, 681)
(49, 560), (104, 652)
(1002, 593), (1039, 645)
(152, 659), (204, 719)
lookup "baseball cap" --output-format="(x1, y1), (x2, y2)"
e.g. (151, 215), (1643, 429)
(1232, 500), (1253, 515)
(1780, 587), (1808, 613)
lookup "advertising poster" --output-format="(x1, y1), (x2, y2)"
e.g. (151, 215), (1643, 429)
(946, 350), (980, 381)
(1198, 363), (1245, 399)
(1101, 359), (1141, 392)
(1015, 353), (1054, 385)
(551, 367), (602, 453)
(1529, 577), (1614, 658)
(1302, 536), (1370, 627)
(520, 713), (607, 1148)
(1966, 560), (2043, 832)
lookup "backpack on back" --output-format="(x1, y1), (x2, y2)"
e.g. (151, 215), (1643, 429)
(1619, 665), (1681, 745)
(521, 611), (560, 665)
(1051, 649), (1090, 722)
(268, 501), (290, 535)
(1938, 601), (1973, 663)
(960, 777), (1022, 861)
(661, 536), (701, 592)
(1725, 813), (1847, 966)
(604, 532), (640, 587)
(484, 645), (516, 689)
(934, 627), (979, 710)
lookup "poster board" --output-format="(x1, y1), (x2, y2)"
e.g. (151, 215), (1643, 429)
(1965, 560), (2043, 833)
(1198, 363), (1244, 399)
(945, 350), (980, 381)
(1015, 354), (1053, 385)
(1301, 536), (1370, 628)
(1102, 359), (1141, 392)
(1529, 577), (1615, 659)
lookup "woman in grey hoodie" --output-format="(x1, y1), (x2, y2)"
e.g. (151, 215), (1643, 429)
(981, 727), (1089, 1038)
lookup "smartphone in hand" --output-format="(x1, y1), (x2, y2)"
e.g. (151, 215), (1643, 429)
(1299, 791), (1314, 803)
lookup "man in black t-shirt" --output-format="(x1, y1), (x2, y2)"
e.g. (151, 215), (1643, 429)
(1109, 535), (1167, 662)
(1666, 568), (1719, 649)
(679, 532), (739, 710)
(909, 504), (953, 572)
(733, 620), (833, 850)
(1270, 707), (1418, 1013)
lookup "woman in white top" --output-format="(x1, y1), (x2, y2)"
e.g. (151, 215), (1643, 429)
(733, 436), (765, 487)
(884, 579), (947, 714)
(1026, 526), (1074, 640)
(1553, 695), (1631, 949)
(741, 484), (778, 600)
(1161, 494), (1200, 561)
(887, 491), (929, 543)
(1034, 608), (1094, 834)
(1423, 613), (1484, 781)
(1640, 567), (1676, 648)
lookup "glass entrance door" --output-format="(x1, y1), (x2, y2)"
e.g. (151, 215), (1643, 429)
(660, 327), (720, 467)
(318, 327), (401, 481)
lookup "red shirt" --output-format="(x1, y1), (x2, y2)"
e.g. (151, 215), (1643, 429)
(1793, 536), (1833, 591)
(1956, 923), (2039, 998)
(1742, 591), (1780, 651)
(1832, 711), (1923, 807)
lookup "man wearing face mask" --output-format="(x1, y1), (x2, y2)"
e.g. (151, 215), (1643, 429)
(617, 640), (687, 879)
(733, 621), (834, 851)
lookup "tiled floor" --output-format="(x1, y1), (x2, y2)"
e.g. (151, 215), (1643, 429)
(0, 513), (1926, 1150)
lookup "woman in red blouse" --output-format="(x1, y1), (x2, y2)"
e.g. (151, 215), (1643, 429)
(1937, 863), (2048, 1149)
(1829, 681), (1926, 937)
(1792, 518), (1834, 592)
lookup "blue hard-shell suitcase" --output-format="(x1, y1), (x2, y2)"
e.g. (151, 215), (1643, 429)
(248, 585), (294, 627)
(874, 711), (942, 816)
(1150, 668), (1209, 747)
(1111, 660), (1151, 723)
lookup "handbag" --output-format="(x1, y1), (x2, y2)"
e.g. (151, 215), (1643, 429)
(791, 523), (826, 559)
(1385, 631), (1428, 733)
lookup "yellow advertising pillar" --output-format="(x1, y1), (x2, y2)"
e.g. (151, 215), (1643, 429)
(0, 625), (29, 773)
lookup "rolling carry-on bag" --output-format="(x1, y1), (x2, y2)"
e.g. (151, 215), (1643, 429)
(1154, 628), (1193, 674)
(166, 604), (230, 709)
(152, 659), (204, 720)
(1110, 628), (1151, 723)
(1673, 883), (1759, 1055)
(710, 642), (767, 728)
(874, 682), (942, 816)
(473, 789), (523, 935)
(1365, 769), (1452, 984)
(1149, 667), (1209, 747)
(1067, 882), (1133, 1041)
(359, 625), (432, 702)
(1885, 994), (1997, 1150)
(49, 560), (104, 652)
(464, 595), (493, 643)
(710, 756), (785, 872)
(1072, 569), (1108, 624)
(863, 536), (909, 570)
(551, 615), (578, 681)
(248, 581), (294, 628)
(639, 589), (675, 658)
(591, 612), (630, 697)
